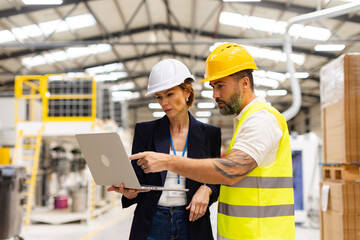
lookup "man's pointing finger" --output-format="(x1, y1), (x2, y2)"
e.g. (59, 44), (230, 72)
(129, 152), (143, 160)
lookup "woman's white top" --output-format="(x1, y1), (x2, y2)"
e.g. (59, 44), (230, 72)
(157, 150), (187, 207)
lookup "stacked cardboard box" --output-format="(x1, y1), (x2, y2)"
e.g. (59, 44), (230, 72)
(320, 53), (360, 240)
(321, 54), (360, 164)
(320, 181), (360, 240)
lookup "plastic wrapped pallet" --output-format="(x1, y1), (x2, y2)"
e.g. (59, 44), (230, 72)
(320, 53), (360, 164)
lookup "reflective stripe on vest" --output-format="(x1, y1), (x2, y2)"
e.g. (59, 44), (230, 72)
(228, 176), (293, 188)
(217, 101), (295, 240)
(218, 203), (294, 218)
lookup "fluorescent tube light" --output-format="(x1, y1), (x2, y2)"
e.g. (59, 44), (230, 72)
(220, 11), (331, 41)
(148, 103), (162, 109)
(112, 91), (140, 101)
(298, 25), (331, 41)
(196, 111), (212, 117)
(267, 90), (287, 96)
(266, 71), (286, 82)
(22, 55), (46, 68)
(66, 44), (111, 58)
(254, 90), (267, 98)
(0, 30), (16, 43)
(153, 112), (166, 118)
(288, 24), (332, 41)
(254, 77), (279, 89)
(201, 90), (213, 99)
(295, 72), (309, 79)
(104, 63), (124, 72)
(94, 72), (128, 82)
(111, 82), (135, 91)
(22, 0), (63, 5)
(223, 0), (261, 2)
(65, 14), (96, 30)
(39, 14), (95, 36)
(0, 14), (96, 44)
(314, 44), (345, 52)
(86, 63), (124, 75)
(22, 44), (112, 68)
(197, 102), (216, 109)
(285, 72), (309, 79)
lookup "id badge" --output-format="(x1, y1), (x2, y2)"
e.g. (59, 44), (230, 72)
(168, 191), (186, 197)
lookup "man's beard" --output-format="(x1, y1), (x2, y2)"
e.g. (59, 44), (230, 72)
(216, 89), (242, 116)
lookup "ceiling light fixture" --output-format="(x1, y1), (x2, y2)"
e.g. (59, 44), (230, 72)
(196, 111), (212, 117)
(201, 90), (213, 99)
(220, 11), (331, 41)
(222, 0), (261, 2)
(267, 89), (288, 96)
(0, 30), (16, 43)
(86, 63), (124, 75)
(22, 44), (112, 68)
(285, 72), (309, 79)
(197, 102), (216, 109)
(254, 90), (267, 98)
(153, 112), (166, 118)
(94, 72), (128, 82)
(148, 103), (162, 109)
(22, 0), (63, 5)
(314, 44), (345, 52)
(254, 77), (279, 89)
(112, 91), (140, 101)
(111, 82), (135, 91)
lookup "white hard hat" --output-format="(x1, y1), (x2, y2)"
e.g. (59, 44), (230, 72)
(146, 59), (194, 96)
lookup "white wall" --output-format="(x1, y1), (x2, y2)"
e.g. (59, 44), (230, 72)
(0, 98), (24, 146)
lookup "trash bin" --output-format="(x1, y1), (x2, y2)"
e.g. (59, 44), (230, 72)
(0, 165), (26, 240)
(70, 188), (87, 212)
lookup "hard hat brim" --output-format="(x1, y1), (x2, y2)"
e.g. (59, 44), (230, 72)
(146, 77), (194, 96)
(201, 66), (258, 82)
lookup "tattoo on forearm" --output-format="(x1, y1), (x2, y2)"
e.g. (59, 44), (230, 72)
(212, 149), (257, 179)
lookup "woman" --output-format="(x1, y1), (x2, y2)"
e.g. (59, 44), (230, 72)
(108, 59), (221, 240)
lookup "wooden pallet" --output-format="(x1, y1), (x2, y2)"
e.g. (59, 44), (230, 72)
(322, 164), (360, 182)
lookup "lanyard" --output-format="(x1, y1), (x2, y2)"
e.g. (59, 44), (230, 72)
(169, 129), (189, 184)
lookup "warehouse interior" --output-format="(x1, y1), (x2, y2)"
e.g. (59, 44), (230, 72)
(0, 0), (359, 239)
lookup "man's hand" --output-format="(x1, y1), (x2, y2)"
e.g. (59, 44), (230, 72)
(106, 183), (149, 199)
(129, 151), (172, 173)
(186, 185), (211, 221)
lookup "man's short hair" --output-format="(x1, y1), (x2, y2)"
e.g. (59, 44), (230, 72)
(231, 69), (254, 91)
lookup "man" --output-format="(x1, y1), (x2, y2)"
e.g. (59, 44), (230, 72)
(130, 43), (295, 240)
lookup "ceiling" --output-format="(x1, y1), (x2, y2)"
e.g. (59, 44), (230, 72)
(0, 0), (359, 139)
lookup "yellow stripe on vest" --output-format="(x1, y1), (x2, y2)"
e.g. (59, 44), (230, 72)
(219, 186), (294, 206)
(218, 213), (295, 240)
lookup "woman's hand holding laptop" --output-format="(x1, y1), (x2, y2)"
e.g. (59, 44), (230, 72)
(107, 183), (149, 199)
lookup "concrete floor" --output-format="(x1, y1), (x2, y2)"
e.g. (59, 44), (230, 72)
(19, 203), (320, 240)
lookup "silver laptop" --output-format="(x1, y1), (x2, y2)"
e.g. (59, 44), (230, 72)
(75, 132), (188, 192)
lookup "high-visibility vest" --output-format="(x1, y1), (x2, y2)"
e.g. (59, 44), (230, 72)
(218, 101), (295, 240)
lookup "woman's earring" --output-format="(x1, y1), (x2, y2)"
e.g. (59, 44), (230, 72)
(186, 97), (189, 102)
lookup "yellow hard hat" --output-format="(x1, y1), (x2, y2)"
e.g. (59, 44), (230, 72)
(201, 43), (258, 82)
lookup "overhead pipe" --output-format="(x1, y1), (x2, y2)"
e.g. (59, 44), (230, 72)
(282, 1), (360, 121)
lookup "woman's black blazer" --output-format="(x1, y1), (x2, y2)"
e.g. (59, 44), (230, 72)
(122, 112), (221, 240)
